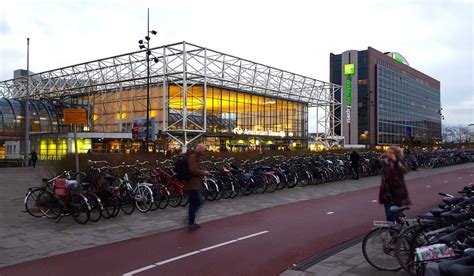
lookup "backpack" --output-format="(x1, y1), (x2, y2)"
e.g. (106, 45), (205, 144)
(175, 155), (193, 181)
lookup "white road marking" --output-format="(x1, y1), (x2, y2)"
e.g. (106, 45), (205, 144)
(444, 181), (449, 183)
(371, 200), (378, 203)
(326, 211), (334, 215)
(155, 251), (200, 265)
(458, 177), (462, 179)
(426, 185), (431, 188)
(237, 231), (269, 241)
(122, 230), (269, 275)
(200, 240), (237, 251)
(123, 265), (156, 276)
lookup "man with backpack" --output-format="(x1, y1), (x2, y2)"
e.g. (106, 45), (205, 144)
(176, 143), (210, 230)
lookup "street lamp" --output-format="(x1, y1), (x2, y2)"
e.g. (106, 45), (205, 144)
(137, 8), (158, 152)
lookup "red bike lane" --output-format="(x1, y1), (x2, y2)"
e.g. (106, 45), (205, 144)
(1, 168), (473, 276)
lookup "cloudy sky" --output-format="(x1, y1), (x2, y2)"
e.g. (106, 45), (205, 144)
(0, 0), (472, 131)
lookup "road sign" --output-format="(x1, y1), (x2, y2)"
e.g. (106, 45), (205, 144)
(64, 109), (87, 125)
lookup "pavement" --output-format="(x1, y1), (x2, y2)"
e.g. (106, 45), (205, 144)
(0, 162), (473, 275)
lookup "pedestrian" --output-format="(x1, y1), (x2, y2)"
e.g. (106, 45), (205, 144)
(378, 146), (411, 222)
(184, 143), (211, 230)
(30, 150), (38, 168)
(350, 150), (360, 180)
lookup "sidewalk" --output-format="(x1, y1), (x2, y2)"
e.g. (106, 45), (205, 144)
(1, 163), (473, 269)
(281, 241), (409, 276)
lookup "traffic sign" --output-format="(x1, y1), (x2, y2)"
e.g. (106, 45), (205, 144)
(64, 109), (87, 125)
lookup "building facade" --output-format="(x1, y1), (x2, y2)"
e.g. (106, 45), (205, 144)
(330, 47), (442, 148)
(0, 42), (340, 159)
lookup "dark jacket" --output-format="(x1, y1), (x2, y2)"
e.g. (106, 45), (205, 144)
(31, 151), (38, 161)
(378, 159), (411, 205)
(350, 151), (360, 166)
(184, 150), (207, 191)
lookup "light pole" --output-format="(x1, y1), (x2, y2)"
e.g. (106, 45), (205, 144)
(25, 37), (31, 163)
(138, 8), (158, 152)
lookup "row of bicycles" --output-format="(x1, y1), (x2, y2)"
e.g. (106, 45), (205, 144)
(24, 149), (473, 225)
(362, 186), (474, 275)
(23, 153), (383, 224)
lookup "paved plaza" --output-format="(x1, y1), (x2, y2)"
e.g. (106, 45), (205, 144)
(1, 163), (473, 275)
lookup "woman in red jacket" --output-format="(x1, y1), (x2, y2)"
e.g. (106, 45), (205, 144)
(379, 146), (411, 222)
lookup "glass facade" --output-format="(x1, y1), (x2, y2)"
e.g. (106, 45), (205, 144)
(1, 84), (308, 158)
(357, 51), (369, 138)
(90, 85), (307, 139)
(376, 64), (441, 145)
(330, 54), (342, 135)
(91, 86), (163, 133)
(168, 86), (307, 139)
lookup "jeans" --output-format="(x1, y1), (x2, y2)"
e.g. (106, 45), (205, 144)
(351, 164), (359, 179)
(186, 190), (203, 225)
(384, 203), (401, 222)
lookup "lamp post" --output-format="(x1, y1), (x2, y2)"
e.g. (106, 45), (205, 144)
(25, 37), (30, 162)
(138, 8), (158, 153)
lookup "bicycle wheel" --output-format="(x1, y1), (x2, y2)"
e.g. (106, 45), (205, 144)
(135, 185), (153, 213)
(203, 179), (219, 201)
(86, 193), (103, 222)
(37, 190), (62, 219)
(149, 184), (164, 211)
(362, 227), (402, 271)
(167, 185), (182, 207)
(69, 193), (90, 224)
(120, 189), (135, 215)
(239, 178), (254, 196)
(179, 192), (189, 206)
(253, 175), (268, 194)
(218, 178), (233, 199)
(157, 186), (170, 209)
(228, 180), (239, 198)
(395, 224), (431, 275)
(285, 172), (299, 188)
(264, 174), (278, 193)
(99, 188), (119, 219)
(25, 187), (46, 218)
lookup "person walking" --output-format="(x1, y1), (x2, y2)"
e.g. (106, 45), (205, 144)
(30, 150), (38, 168)
(378, 146), (411, 222)
(350, 150), (360, 180)
(184, 143), (211, 230)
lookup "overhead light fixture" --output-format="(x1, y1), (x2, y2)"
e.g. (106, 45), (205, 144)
(145, 36), (150, 41)
(139, 45), (146, 49)
(153, 57), (159, 63)
(138, 40), (143, 44)
(150, 30), (157, 35)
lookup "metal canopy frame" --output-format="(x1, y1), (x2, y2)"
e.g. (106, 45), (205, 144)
(0, 41), (341, 150)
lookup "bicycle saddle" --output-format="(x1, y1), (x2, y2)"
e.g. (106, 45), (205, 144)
(464, 248), (474, 257)
(390, 205), (409, 213)
(443, 197), (464, 205)
(439, 228), (471, 245)
(430, 207), (448, 217)
(442, 212), (473, 223)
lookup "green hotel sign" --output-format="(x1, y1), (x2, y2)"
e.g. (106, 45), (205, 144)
(344, 64), (355, 75)
(344, 64), (354, 107)
(344, 63), (354, 124)
(346, 77), (352, 107)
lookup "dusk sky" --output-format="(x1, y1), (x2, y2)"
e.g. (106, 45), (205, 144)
(0, 0), (472, 131)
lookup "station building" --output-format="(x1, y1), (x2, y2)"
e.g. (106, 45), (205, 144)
(0, 42), (340, 159)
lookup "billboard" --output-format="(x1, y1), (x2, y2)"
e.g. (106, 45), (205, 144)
(132, 117), (156, 140)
